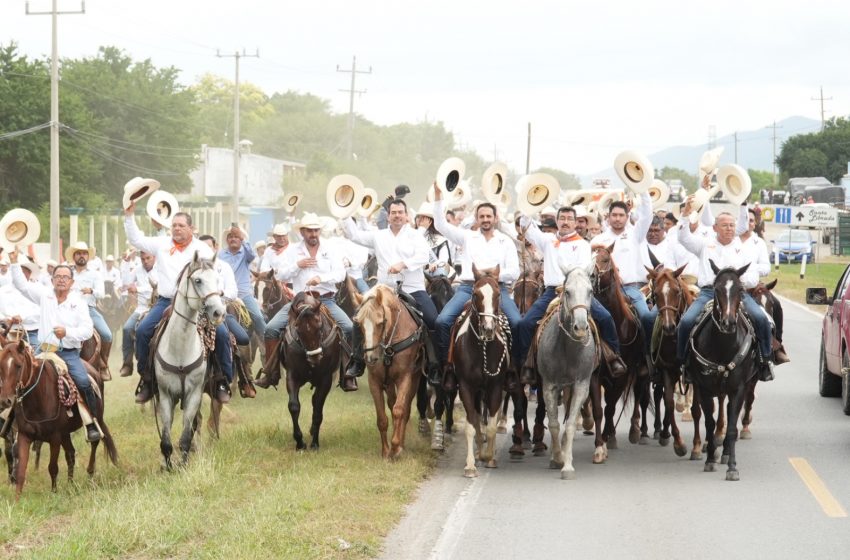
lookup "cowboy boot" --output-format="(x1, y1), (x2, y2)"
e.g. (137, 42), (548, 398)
(773, 338), (790, 365)
(119, 352), (134, 377)
(758, 356), (775, 382)
(442, 363), (457, 392)
(134, 372), (154, 404)
(600, 341), (627, 377)
(255, 339), (281, 389)
(519, 351), (536, 385)
(340, 324), (364, 392)
(81, 386), (102, 443)
(99, 340), (113, 381)
(423, 331), (442, 386)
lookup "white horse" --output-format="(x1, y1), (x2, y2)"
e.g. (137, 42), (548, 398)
(537, 263), (597, 480)
(154, 252), (226, 469)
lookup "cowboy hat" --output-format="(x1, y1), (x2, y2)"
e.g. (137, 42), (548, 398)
(19, 257), (39, 276)
(688, 187), (720, 224)
(146, 190), (179, 229)
(515, 173), (559, 217)
(105, 254), (115, 262)
(648, 179), (670, 209)
(715, 164), (752, 206)
(283, 192), (302, 214)
(417, 202), (435, 219)
(481, 162), (509, 205)
(254, 240), (267, 249)
(357, 187), (381, 218)
(613, 151), (655, 193)
(272, 222), (291, 236)
(436, 157), (465, 194)
(326, 175), (364, 219)
(573, 204), (598, 228)
(297, 212), (324, 230)
(64, 241), (96, 264)
(0, 208), (41, 253)
(446, 180), (472, 210)
(122, 177), (160, 210)
(699, 146), (725, 180)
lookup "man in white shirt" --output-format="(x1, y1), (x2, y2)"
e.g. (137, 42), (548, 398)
(124, 203), (229, 403)
(516, 208), (626, 382)
(341, 198), (440, 390)
(676, 209), (775, 381)
(9, 256), (101, 442)
(119, 250), (157, 377)
(0, 281), (42, 347)
(432, 188), (521, 390)
(66, 242), (113, 375)
(103, 255), (122, 292)
(257, 213), (351, 389)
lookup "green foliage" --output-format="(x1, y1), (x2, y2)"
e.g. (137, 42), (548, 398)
(657, 166), (698, 191)
(748, 168), (775, 191)
(534, 167), (581, 190)
(777, 117), (850, 183)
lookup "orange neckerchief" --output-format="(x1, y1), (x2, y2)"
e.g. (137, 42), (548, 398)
(553, 232), (583, 248)
(169, 239), (191, 255)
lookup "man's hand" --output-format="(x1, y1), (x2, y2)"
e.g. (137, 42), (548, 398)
(124, 200), (136, 216)
(682, 195), (694, 216)
(701, 174), (711, 190)
(10, 315), (22, 325)
(126, 284), (138, 295)
(297, 257), (317, 269)
(305, 276), (321, 287)
(53, 326), (66, 339)
(8, 250), (18, 264)
(432, 181), (442, 202)
(388, 262), (407, 274)
(81, 287), (93, 295)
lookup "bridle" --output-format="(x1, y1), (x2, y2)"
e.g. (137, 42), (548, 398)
(467, 277), (511, 377)
(557, 271), (592, 344)
(711, 274), (742, 335)
(174, 264), (224, 326)
(591, 251), (614, 295)
(361, 296), (420, 368)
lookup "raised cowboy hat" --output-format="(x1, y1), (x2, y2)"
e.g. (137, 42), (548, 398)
(283, 192), (302, 214)
(688, 187), (719, 224)
(64, 241), (96, 264)
(326, 175), (365, 219)
(357, 188), (381, 218)
(297, 212), (323, 230)
(515, 173), (559, 217)
(0, 208), (41, 253)
(481, 161), (509, 206)
(435, 157), (466, 194)
(122, 177), (160, 210)
(613, 150), (655, 193)
(19, 257), (40, 276)
(146, 190), (179, 229)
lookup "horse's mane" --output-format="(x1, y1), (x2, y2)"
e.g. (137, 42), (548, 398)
(289, 291), (321, 319)
(355, 284), (396, 325)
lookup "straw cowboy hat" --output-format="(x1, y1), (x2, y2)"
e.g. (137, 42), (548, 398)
(613, 150), (655, 193)
(435, 157), (465, 195)
(481, 161), (509, 206)
(19, 257), (40, 276)
(64, 241), (96, 264)
(417, 202), (435, 219)
(688, 187), (717, 224)
(573, 204), (598, 228)
(0, 208), (41, 253)
(326, 175), (365, 219)
(357, 188), (381, 218)
(715, 164), (752, 206)
(283, 192), (302, 214)
(297, 212), (324, 230)
(272, 222), (291, 236)
(146, 190), (179, 229)
(122, 177), (160, 210)
(515, 173), (559, 217)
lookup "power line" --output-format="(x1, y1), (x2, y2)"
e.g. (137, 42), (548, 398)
(0, 122), (51, 141)
(64, 131), (185, 176)
(62, 125), (198, 154)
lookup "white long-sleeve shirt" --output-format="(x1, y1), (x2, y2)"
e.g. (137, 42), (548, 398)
(124, 215), (214, 299)
(520, 217), (591, 287)
(590, 192), (653, 284)
(130, 265), (157, 315)
(740, 234), (771, 278)
(275, 240), (345, 295)
(216, 259), (238, 300)
(323, 236), (370, 281)
(343, 219), (429, 293)
(678, 219), (759, 289)
(0, 283), (41, 331)
(11, 264), (93, 349)
(70, 267), (105, 307)
(433, 200), (519, 284)
(641, 238), (698, 278)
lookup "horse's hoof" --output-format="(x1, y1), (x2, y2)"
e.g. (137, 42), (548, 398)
(607, 436), (618, 450)
(639, 435), (650, 446)
(674, 444), (688, 457)
(561, 469), (576, 480)
(583, 430), (594, 436)
(549, 459), (564, 470)
(659, 437), (670, 447)
(418, 418), (430, 435)
(463, 468), (479, 478)
(296, 442), (306, 451)
(721, 454), (729, 465)
(653, 430), (661, 441)
(485, 459), (497, 469)
(582, 418), (594, 432)
(704, 462), (717, 472)
(496, 419), (508, 434)
(532, 443), (548, 456)
(740, 430), (752, 440)
(508, 444), (525, 459)
(628, 428), (640, 445)
(726, 470), (740, 481)
(690, 451), (702, 461)
(592, 449), (607, 464)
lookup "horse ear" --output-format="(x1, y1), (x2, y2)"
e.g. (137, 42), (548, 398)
(423, 271), (433, 284)
(192, 250), (200, 265)
(673, 264), (688, 278)
(647, 248), (661, 270)
(766, 278), (778, 290)
(607, 242), (615, 254)
(472, 263), (481, 280)
(17, 339), (26, 352)
(736, 263), (750, 277)
(644, 265), (656, 279)
(709, 259), (720, 275)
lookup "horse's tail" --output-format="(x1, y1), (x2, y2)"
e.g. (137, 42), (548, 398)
(100, 422), (119, 466)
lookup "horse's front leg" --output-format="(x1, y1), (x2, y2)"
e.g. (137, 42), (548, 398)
(590, 372), (607, 464)
(390, 369), (420, 461)
(287, 376), (306, 451)
(663, 370), (687, 457)
(723, 386), (746, 481)
(480, 388), (502, 468)
(714, 393), (727, 446)
(367, 372), (390, 459)
(309, 376), (333, 450)
(544, 383), (564, 471)
(158, 391), (176, 471)
(740, 379), (757, 440)
(653, 380), (664, 440)
(562, 381), (590, 480)
(179, 386), (204, 464)
(689, 383), (703, 461)
(459, 383), (480, 478)
(699, 389), (718, 473)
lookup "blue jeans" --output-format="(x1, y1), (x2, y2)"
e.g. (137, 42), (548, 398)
(516, 287), (620, 365)
(240, 294), (266, 339)
(622, 284), (652, 349)
(89, 306), (113, 343)
(355, 277), (369, 294)
(434, 283), (520, 364)
(411, 290), (438, 330)
(225, 314), (250, 346)
(122, 312), (141, 362)
(54, 349), (90, 390)
(264, 297), (353, 342)
(676, 288), (772, 361)
(27, 330), (39, 348)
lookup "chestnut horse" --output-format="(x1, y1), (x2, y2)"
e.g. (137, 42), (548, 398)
(453, 265), (511, 477)
(282, 292), (342, 450)
(356, 285), (423, 460)
(0, 340), (118, 498)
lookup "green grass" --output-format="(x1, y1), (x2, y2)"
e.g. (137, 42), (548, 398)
(1, 361), (436, 559)
(763, 260), (848, 307)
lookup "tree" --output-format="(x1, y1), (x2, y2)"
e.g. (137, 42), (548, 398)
(656, 166), (698, 191)
(776, 117), (850, 183)
(534, 167), (581, 191)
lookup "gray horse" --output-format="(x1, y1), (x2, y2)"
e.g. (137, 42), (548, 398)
(537, 263), (597, 480)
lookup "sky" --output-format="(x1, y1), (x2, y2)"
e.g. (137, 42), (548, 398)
(3, 0), (850, 176)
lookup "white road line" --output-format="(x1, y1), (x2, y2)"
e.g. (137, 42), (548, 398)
(429, 467), (489, 560)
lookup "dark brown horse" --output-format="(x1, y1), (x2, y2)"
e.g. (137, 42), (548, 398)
(336, 274), (362, 319)
(253, 269), (290, 323)
(423, 272), (457, 450)
(0, 341), (118, 498)
(645, 261), (692, 458)
(356, 285), (423, 459)
(590, 243), (644, 459)
(282, 292), (341, 450)
(453, 265), (511, 477)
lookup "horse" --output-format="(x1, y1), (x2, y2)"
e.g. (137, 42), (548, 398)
(537, 264), (598, 479)
(512, 268), (543, 316)
(252, 269), (291, 365)
(0, 340), (118, 498)
(281, 291), (342, 450)
(685, 262), (758, 481)
(356, 284), (423, 460)
(422, 272), (458, 450)
(152, 252), (226, 470)
(453, 265), (511, 477)
(590, 243), (645, 455)
(336, 274), (362, 319)
(645, 260), (692, 459)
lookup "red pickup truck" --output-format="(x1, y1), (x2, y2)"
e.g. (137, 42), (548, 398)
(807, 270), (850, 414)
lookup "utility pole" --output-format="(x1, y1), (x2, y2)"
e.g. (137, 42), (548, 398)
(525, 122), (531, 174)
(217, 48), (259, 224)
(812, 86), (832, 131)
(26, 0), (85, 261)
(765, 120), (783, 186)
(336, 56), (371, 160)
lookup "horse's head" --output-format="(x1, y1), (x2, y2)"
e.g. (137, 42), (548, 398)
(559, 262), (593, 338)
(749, 278), (778, 317)
(646, 262), (689, 336)
(710, 260), (749, 334)
(472, 264), (501, 342)
(591, 242), (616, 291)
(289, 292), (325, 366)
(184, 252), (226, 325)
(0, 340), (32, 410)
(355, 285), (397, 367)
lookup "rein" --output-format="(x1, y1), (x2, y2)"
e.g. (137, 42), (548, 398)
(363, 305), (422, 368)
(15, 355), (62, 424)
(557, 302), (592, 344)
(467, 301), (512, 378)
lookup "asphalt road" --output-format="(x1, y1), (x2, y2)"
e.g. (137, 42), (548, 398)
(379, 297), (850, 560)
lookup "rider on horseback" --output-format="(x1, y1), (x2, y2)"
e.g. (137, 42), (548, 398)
(341, 198), (441, 391)
(217, 224), (267, 355)
(66, 242), (113, 380)
(9, 258), (101, 442)
(119, 250), (156, 377)
(516, 207), (627, 384)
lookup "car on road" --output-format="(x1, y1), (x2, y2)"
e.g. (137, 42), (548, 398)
(771, 229), (816, 263)
(807, 266), (850, 414)
(668, 179), (684, 202)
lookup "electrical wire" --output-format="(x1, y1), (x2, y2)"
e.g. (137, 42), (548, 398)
(0, 122), (52, 141)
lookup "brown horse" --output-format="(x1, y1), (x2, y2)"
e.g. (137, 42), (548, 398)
(356, 284), (423, 460)
(252, 269), (291, 366)
(336, 274), (362, 319)
(282, 292), (342, 450)
(453, 265), (511, 477)
(0, 341), (118, 498)
(645, 262), (692, 458)
(512, 269), (543, 316)
(590, 243), (645, 456)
